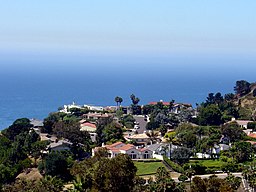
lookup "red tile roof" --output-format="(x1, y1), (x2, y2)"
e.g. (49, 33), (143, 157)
(248, 133), (256, 139)
(149, 102), (170, 106)
(81, 122), (96, 128)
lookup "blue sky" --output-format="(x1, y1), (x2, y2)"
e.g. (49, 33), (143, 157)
(0, 1), (256, 64)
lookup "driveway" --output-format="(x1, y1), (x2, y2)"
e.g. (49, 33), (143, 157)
(133, 115), (148, 134)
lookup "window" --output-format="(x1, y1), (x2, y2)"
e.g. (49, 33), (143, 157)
(132, 154), (137, 159)
(129, 153), (137, 159)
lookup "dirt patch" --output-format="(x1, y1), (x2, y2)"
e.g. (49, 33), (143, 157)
(16, 168), (43, 181)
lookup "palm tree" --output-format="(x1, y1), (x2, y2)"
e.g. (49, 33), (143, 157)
(146, 131), (159, 145)
(114, 96), (123, 109)
(115, 96), (120, 107)
(119, 97), (123, 106)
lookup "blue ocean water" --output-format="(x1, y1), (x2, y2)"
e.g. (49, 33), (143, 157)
(0, 53), (255, 130)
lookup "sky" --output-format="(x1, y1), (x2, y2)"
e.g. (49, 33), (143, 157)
(0, 0), (256, 64)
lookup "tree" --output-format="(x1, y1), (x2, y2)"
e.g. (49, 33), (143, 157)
(145, 131), (159, 145)
(225, 173), (242, 190)
(171, 147), (192, 165)
(198, 104), (223, 126)
(102, 122), (124, 144)
(96, 117), (113, 146)
(52, 121), (92, 153)
(2, 118), (33, 141)
(243, 160), (256, 191)
(122, 115), (135, 129)
(115, 96), (123, 108)
(234, 80), (251, 96)
(247, 122), (256, 131)
(30, 140), (49, 165)
(39, 152), (70, 180)
(206, 93), (215, 105)
(131, 105), (142, 115)
(221, 122), (245, 144)
(232, 141), (254, 163)
(224, 93), (235, 101)
(207, 175), (233, 192)
(2, 176), (64, 192)
(146, 166), (184, 192)
(177, 131), (197, 149)
(155, 167), (176, 192)
(142, 104), (154, 115)
(130, 94), (140, 105)
(191, 177), (207, 192)
(42, 112), (66, 133)
(71, 154), (137, 192)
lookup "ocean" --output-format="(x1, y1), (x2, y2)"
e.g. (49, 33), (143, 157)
(0, 53), (256, 130)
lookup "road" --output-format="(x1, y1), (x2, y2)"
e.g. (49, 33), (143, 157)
(133, 115), (148, 134)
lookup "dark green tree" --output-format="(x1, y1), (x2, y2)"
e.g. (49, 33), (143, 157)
(130, 94), (140, 105)
(198, 104), (223, 126)
(102, 122), (124, 143)
(2, 118), (33, 141)
(42, 112), (66, 133)
(221, 122), (245, 143)
(115, 96), (123, 108)
(234, 80), (251, 96)
(232, 141), (254, 163)
(39, 152), (70, 180)
(171, 147), (193, 165)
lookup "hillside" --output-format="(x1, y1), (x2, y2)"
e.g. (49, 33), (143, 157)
(237, 85), (256, 120)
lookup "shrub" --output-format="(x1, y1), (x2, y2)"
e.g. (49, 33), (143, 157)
(247, 122), (256, 131)
(163, 156), (184, 173)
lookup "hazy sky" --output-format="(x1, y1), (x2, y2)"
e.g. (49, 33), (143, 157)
(0, 1), (256, 62)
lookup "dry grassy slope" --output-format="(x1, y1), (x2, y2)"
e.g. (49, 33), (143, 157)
(237, 90), (256, 119)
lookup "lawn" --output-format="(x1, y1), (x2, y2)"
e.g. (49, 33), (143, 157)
(191, 159), (225, 168)
(134, 161), (167, 176)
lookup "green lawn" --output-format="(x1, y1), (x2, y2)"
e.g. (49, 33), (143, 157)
(134, 161), (167, 176)
(191, 160), (225, 168)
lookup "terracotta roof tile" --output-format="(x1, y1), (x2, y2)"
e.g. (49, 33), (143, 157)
(248, 133), (256, 138)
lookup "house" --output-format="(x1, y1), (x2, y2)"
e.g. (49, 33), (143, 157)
(227, 118), (253, 129)
(83, 113), (113, 121)
(146, 143), (178, 160)
(125, 133), (152, 145)
(80, 122), (97, 142)
(30, 119), (44, 134)
(212, 144), (230, 155)
(40, 133), (57, 142)
(83, 105), (104, 111)
(195, 144), (230, 159)
(80, 122), (96, 132)
(148, 100), (192, 114)
(48, 140), (72, 152)
(235, 120), (253, 129)
(92, 142), (153, 159)
(60, 102), (82, 113)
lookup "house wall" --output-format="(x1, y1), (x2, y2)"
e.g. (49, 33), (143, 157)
(90, 133), (97, 142)
(153, 154), (164, 160)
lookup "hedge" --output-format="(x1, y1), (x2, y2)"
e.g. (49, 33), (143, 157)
(163, 156), (184, 173)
